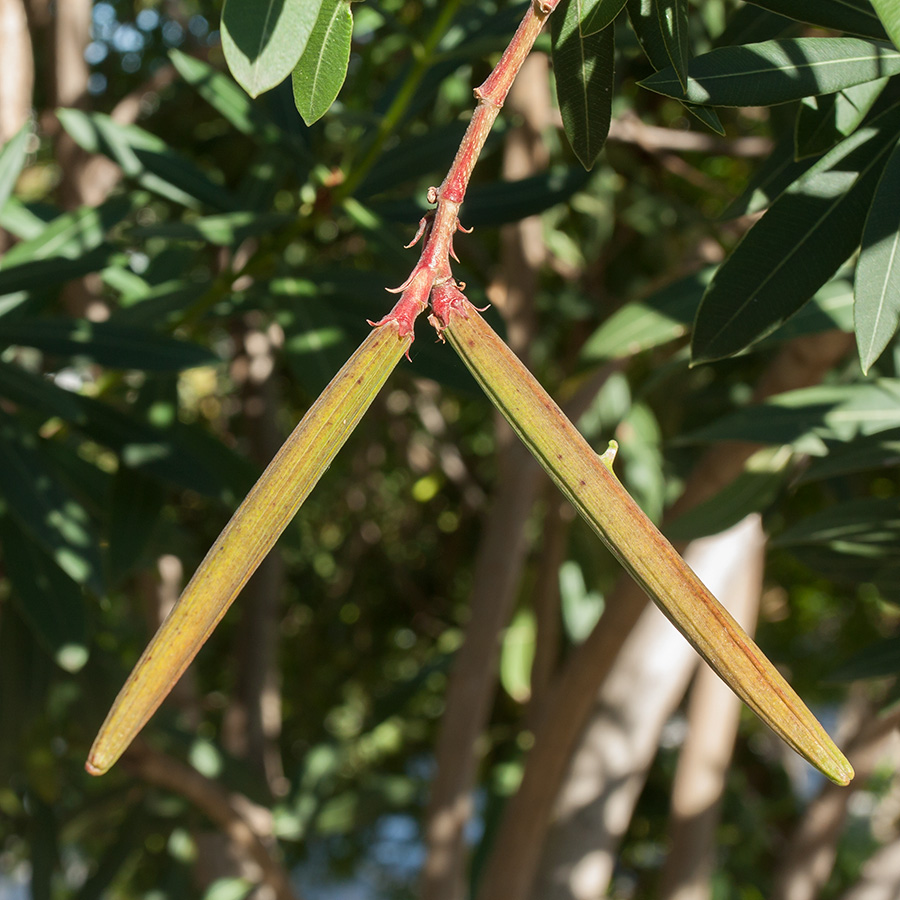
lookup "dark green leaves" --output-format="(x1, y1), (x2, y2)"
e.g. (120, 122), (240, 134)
(747, 0), (889, 41)
(582, 0), (628, 34)
(292, 0), (353, 125)
(640, 38), (900, 107)
(856, 138), (900, 372)
(657, 0), (690, 89)
(221, 0), (324, 98)
(692, 103), (900, 363)
(552, 0), (615, 170)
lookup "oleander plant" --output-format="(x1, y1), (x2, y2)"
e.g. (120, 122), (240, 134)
(2, 0), (900, 898)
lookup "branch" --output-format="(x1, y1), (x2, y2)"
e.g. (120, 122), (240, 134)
(123, 741), (300, 900)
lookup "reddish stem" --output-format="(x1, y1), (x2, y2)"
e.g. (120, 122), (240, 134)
(370, 0), (561, 338)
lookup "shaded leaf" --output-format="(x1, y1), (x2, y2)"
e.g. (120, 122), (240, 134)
(0, 520), (88, 672)
(747, 0), (889, 40)
(0, 319), (218, 371)
(719, 133), (817, 220)
(657, 0), (690, 90)
(292, 0), (353, 125)
(800, 427), (900, 482)
(170, 50), (285, 144)
(681, 380), (900, 447)
(0, 196), (136, 268)
(57, 109), (237, 211)
(107, 467), (166, 584)
(133, 211), (294, 245)
(627, 0), (723, 131)
(692, 103), (900, 363)
(871, 0), (900, 49)
(640, 38), (900, 107)
(795, 77), (888, 159)
(0, 245), (119, 296)
(774, 497), (900, 555)
(552, 0), (615, 170)
(0, 412), (102, 591)
(665, 447), (792, 540)
(222, 0), (323, 98)
(0, 124), (29, 212)
(830, 634), (900, 680)
(0, 360), (85, 423)
(714, 2), (798, 48)
(855, 137), (900, 372)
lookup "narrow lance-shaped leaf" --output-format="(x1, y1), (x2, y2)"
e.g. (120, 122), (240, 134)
(292, 0), (353, 126)
(871, 0), (900, 49)
(692, 102), (900, 363)
(552, 0), (615, 171)
(436, 294), (853, 786)
(627, 0), (724, 133)
(747, 0), (889, 41)
(0, 124), (29, 212)
(582, 0), (628, 34)
(86, 322), (412, 775)
(658, 0), (690, 90)
(794, 77), (888, 159)
(640, 38), (900, 107)
(855, 137), (900, 372)
(221, 0), (324, 98)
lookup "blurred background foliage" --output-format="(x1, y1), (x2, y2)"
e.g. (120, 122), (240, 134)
(1, 1), (899, 899)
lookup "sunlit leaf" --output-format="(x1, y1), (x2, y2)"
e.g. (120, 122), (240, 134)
(292, 0), (353, 125)
(692, 103), (900, 363)
(855, 138), (900, 372)
(0, 124), (29, 213)
(552, 0), (615, 170)
(640, 38), (900, 107)
(657, 0), (690, 90)
(871, 0), (900, 48)
(582, 0), (628, 34)
(500, 608), (536, 702)
(221, 0), (324, 98)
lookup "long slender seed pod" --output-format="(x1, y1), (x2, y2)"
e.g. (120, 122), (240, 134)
(87, 324), (412, 775)
(436, 295), (852, 786)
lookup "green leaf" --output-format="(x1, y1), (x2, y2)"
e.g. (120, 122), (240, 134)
(579, 267), (713, 362)
(170, 50), (284, 144)
(830, 634), (900, 681)
(855, 137), (900, 372)
(692, 103), (900, 363)
(627, 0), (723, 132)
(0, 319), (218, 371)
(133, 211), (294, 245)
(0, 520), (88, 672)
(552, 0), (615, 170)
(559, 560), (604, 642)
(107, 467), (165, 584)
(720, 134), (817, 220)
(583, 0), (628, 34)
(640, 38), (900, 107)
(221, 0), (324, 98)
(747, 0), (889, 41)
(0, 124), (29, 212)
(774, 497), (900, 555)
(292, 0), (353, 125)
(0, 360), (85, 423)
(681, 380), (900, 447)
(871, 0), (900, 48)
(665, 447), (792, 540)
(500, 608), (536, 703)
(800, 427), (900, 482)
(0, 412), (102, 591)
(0, 245), (118, 296)
(657, 0), (690, 90)
(714, 2), (798, 48)
(795, 77), (888, 159)
(0, 196), (136, 268)
(57, 109), (237, 211)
